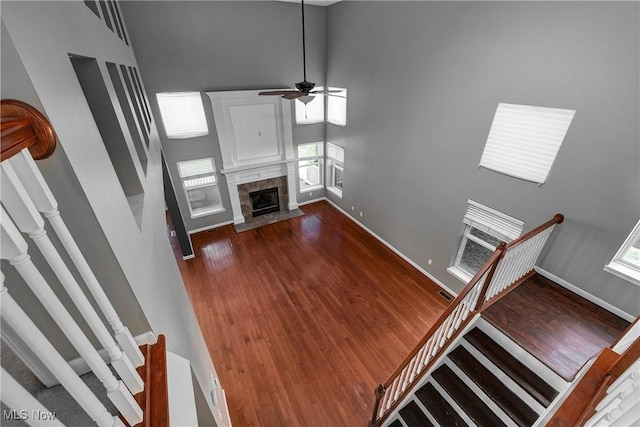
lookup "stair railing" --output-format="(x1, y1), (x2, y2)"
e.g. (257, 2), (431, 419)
(1, 101), (144, 426)
(370, 213), (564, 427)
(548, 317), (640, 426)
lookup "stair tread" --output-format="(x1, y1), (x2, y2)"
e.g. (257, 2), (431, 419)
(415, 382), (468, 427)
(449, 345), (539, 427)
(432, 364), (507, 427)
(465, 327), (558, 407)
(388, 419), (403, 427)
(399, 400), (434, 427)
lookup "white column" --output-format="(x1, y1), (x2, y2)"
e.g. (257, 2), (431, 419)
(0, 207), (143, 426)
(1, 367), (64, 427)
(1, 160), (143, 394)
(0, 274), (121, 427)
(6, 149), (144, 367)
(223, 173), (245, 224)
(286, 162), (299, 210)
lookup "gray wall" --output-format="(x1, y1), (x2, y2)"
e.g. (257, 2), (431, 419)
(1, 21), (149, 359)
(121, 1), (328, 232)
(325, 1), (640, 316)
(2, 2), (227, 423)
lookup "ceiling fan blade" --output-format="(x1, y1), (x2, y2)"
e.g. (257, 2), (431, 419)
(310, 89), (344, 95)
(259, 90), (299, 96)
(282, 92), (305, 100)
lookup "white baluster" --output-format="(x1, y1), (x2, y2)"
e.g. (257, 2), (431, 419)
(0, 207), (143, 425)
(409, 345), (426, 382)
(7, 149), (144, 367)
(1, 161), (143, 394)
(1, 367), (64, 427)
(0, 273), (121, 427)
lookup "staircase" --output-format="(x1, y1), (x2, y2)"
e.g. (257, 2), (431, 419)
(384, 317), (568, 427)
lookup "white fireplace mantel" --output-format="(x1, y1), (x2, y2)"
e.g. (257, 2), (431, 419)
(206, 90), (298, 224)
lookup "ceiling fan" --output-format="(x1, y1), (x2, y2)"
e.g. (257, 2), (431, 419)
(259, 0), (339, 102)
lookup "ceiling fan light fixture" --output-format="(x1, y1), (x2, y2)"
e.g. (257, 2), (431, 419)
(298, 95), (315, 105)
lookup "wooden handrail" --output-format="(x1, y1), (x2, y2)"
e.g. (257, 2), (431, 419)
(371, 213), (565, 426)
(380, 246), (505, 388)
(505, 213), (564, 249)
(1, 99), (57, 161)
(1, 117), (37, 160)
(549, 335), (640, 426)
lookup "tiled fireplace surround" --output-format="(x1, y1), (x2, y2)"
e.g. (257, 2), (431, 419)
(238, 176), (289, 222)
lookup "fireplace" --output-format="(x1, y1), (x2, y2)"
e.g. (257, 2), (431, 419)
(250, 187), (280, 217)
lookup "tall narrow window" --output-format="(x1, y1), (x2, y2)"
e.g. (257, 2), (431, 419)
(177, 158), (224, 218)
(480, 103), (575, 184)
(295, 88), (324, 125)
(327, 87), (347, 126)
(448, 200), (524, 283)
(157, 92), (208, 139)
(297, 142), (323, 193)
(605, 219), (640, 287)
(326, 142), (345, 198)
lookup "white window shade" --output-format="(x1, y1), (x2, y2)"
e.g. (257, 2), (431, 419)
(177, 157), (215, 177)
(327, 87), (347, 126)
(157, 92), (209, 139)
(327, 142), (344, 163)
(479, 103), (575, 184)
(463, 200), (524, 242)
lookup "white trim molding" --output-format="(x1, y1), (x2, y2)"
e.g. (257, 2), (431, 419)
(207, 90), (298, 225)
(535, 266), (634, 322)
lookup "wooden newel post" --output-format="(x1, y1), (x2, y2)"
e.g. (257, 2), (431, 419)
(475, 241), (507, 311)
(369, 384), (386, 427)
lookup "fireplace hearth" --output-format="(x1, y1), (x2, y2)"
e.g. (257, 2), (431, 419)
(250, 187), (280, 217)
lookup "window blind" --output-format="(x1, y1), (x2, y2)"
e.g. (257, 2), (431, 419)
(479, 103), (575, 184)
(463, 200), (524, 242)
(157, 92), (209, 139)
(327, 142), (344, 163)
(177, 158), (215, 178)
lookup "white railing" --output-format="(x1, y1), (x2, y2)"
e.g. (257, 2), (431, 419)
(484, 224), (556, 301)
(584, 359), (640, 427)
(1, 147), (144, 426)
(377, 268), (490, 417)
(372, 214), (563, 426)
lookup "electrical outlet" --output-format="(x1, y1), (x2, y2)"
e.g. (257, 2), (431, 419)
(351, 206), (355, 211)
(359, 212), (363, 217)
(428, 259), (433, 265)
(309, 191), (313, 196)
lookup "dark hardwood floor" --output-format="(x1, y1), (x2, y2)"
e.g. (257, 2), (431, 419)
(483, 273), (630, 381)
(171, 201), (450, 427)
(168, 201), (631, 426)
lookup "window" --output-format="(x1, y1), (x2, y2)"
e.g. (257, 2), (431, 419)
(448, 200), (524, 283)
(326, 142), (345, 198)
(479, 103), (575, 184)
(157, 92), (208, 139)
(605, 220), (640, 286)
(327, 87), (347, 126)
(177, 158), (224, 218)
(297, 142), (323, 193)
(295, 88), (324, 124)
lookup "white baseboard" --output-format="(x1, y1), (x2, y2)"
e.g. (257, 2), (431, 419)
(324, 199), (458, 298)
(535, 266), (634, 322)
(189, 220), (234, 235)
(297, 197), (327, 207)
(183, 254), (195, 260)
